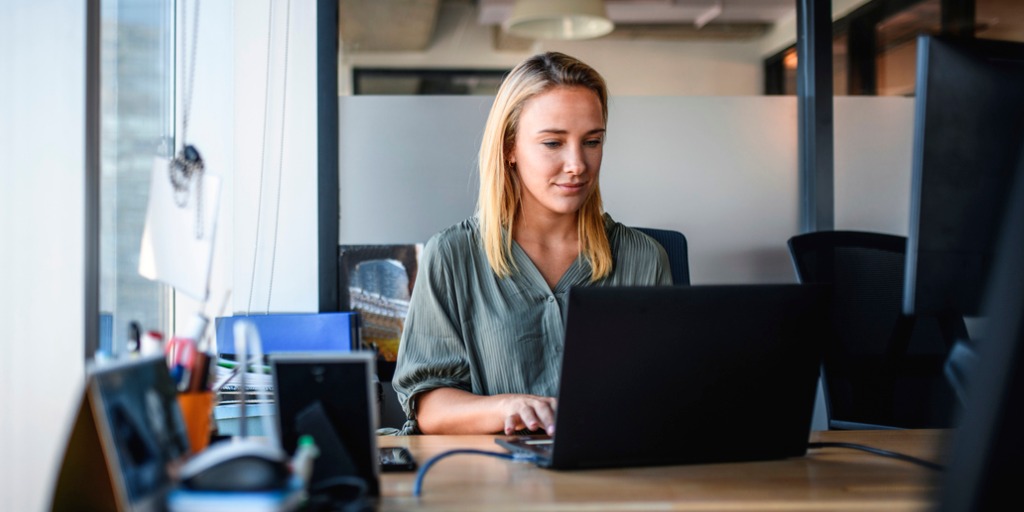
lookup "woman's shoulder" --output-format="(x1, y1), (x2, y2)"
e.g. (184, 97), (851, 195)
(604, 214), (663, 253)
(424, 217), (482, 255)
(603, 214), (674, 285)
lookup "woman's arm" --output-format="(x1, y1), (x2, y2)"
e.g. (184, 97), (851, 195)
(416, 387), (557, 435)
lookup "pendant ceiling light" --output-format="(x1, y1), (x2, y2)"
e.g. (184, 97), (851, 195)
(504, 0), (615, 41)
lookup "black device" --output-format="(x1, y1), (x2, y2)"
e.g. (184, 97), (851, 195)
(271, 352), (380, 498)
(903, 35), (1024, 319)
(497, 284), (831, 470)
(937, 136), (1024, 511)
(378, 447), (417, 472)
(901, 35), (1024, 417)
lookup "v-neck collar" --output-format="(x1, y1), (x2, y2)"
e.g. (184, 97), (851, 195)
(509, 238), (592, 294)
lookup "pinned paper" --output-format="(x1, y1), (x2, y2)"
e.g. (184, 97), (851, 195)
(139, 156), (220, 302)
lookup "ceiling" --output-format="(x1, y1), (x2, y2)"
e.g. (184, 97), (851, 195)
(478, 0), (796, 26)
(339, 0), (799, 52)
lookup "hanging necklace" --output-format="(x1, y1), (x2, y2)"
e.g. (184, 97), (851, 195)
(168, 0), (204, 239)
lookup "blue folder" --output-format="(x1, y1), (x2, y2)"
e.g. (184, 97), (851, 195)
(215, 312), (359, 356)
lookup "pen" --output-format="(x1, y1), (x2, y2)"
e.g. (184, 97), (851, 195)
(166, 336), (197, 391)
(128, 321), (142, 354)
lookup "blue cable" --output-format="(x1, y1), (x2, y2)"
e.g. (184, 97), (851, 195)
(412, 449), (536, 497)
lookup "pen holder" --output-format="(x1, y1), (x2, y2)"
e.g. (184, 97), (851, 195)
(177, 391), (214, 454)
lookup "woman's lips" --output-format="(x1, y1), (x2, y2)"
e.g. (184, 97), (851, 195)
(556, 182), (587, 192)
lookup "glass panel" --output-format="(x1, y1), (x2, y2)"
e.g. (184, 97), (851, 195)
(875, 0), (940, 96)
(833, 32), (850, 96)
(100, 0), (175, 357)
(977, 0), (1024, 42)
(781, 47), (797, 95)
(775, 32), (847, 96)
(353, 69), (508, 95)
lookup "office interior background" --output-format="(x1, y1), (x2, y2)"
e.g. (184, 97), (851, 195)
(2, 0), (1022, 510)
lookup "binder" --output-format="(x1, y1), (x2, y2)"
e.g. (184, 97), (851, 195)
(214, 312), (359, 356)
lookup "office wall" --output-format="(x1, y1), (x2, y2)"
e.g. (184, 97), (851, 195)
(169, 0), (320, 321)
(339, 95), (915, 285)
(0, 2), (88, 511)
(226, 0), (320, 316)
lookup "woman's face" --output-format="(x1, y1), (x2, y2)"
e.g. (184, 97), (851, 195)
(509, 85), (605, 220)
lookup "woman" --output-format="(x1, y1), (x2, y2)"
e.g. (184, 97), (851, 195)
(392, 52), (671, 435)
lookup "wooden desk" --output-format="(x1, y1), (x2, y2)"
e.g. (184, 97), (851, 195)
(377, 429), (951, 511)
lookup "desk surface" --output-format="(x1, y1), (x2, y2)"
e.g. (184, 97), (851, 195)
(377, 429), (950, 511)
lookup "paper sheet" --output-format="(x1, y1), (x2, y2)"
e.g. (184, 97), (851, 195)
(139, 156), (220, 302)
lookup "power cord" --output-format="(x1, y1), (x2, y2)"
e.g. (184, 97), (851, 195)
(808, 442), (944, 471)
(412, 449), (537, 497)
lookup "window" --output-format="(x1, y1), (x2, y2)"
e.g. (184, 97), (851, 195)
(99, 0), (175, 357)
(875, 0), (941, 96)
(352, 68), (508, 95)
(764, 0), (1024, 96)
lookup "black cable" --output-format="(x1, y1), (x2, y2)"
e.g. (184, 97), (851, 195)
(808, 441), (944, 471)
(412, 449), (537, 497)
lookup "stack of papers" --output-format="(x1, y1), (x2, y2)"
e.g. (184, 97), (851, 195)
(213, 363), (274, 405)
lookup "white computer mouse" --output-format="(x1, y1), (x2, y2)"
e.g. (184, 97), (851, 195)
(179, 439), (290, 492)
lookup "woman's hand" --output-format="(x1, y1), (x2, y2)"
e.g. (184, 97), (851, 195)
(498, 394), (558, 435)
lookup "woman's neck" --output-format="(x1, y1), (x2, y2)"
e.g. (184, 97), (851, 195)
(513, 209), (578, 246)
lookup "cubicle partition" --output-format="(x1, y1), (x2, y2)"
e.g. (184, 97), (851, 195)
(338, 96), (915, 285)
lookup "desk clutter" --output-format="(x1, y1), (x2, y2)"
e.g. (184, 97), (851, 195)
(51, 316), (382, 512)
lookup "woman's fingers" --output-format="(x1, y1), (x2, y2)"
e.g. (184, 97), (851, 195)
(502, 395), (558, 434)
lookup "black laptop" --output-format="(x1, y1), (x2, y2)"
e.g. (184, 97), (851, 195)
(496, 284), (831, 470)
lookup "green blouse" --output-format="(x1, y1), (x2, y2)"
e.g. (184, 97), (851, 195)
(391, 214), (672, 434)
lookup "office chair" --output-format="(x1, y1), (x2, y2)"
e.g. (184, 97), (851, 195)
(633, 227), (690, 285)
(787, 230), (962, 430)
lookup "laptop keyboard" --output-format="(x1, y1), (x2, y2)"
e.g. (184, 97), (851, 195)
(501, 437), (553, 458)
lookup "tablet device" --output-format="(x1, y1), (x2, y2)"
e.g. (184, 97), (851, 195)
(51, 355), (190, 511)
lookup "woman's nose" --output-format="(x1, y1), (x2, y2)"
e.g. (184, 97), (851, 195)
(564, 146), (586, 174)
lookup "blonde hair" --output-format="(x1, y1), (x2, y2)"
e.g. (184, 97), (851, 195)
(477, 52), (612, 281)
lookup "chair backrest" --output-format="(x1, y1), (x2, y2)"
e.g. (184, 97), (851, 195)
(787, 230), (962, 429)
(633, 227), (690, 285)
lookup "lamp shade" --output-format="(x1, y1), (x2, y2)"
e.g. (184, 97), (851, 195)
(504, 0), (615, 41)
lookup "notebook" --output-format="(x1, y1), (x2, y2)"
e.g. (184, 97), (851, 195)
(495, 284), (831, 470)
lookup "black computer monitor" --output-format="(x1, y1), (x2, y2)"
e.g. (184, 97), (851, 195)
(937, 140), (1024, 512)
(903, 35), (1024, 319)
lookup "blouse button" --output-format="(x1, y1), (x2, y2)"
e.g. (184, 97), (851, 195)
(547, 295), (555, 303)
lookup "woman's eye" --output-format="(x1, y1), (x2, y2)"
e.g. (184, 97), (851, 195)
(584, 139), (603, 147)
(542, 141), (562, 148)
